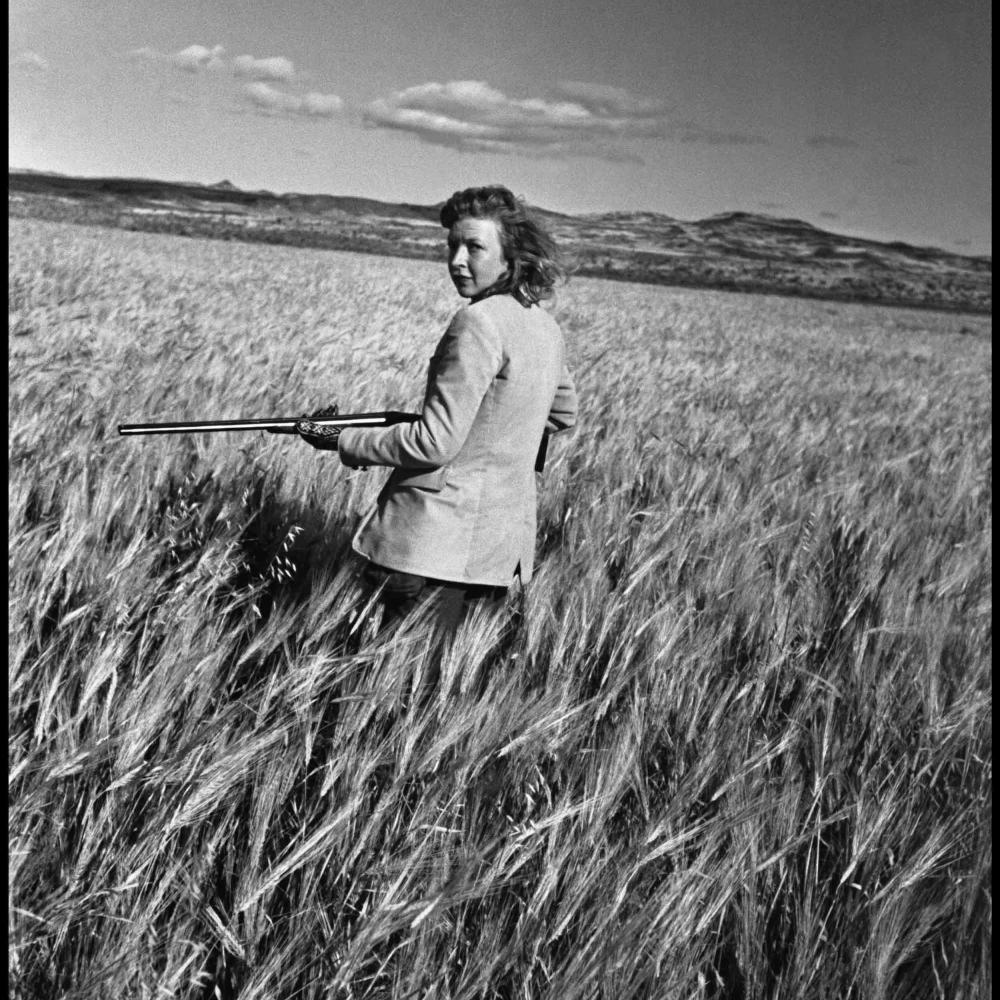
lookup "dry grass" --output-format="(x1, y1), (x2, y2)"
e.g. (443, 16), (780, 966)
(9, 218), (992, 999)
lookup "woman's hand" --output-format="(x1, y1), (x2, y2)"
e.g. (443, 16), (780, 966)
(295, 404), (342, 451)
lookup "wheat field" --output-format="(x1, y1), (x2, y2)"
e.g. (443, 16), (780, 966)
(9, 217), (992, 999)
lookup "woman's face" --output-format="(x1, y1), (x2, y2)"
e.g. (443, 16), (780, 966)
(447, 216), (509, 299)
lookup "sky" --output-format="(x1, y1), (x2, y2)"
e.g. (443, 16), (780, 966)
(9, 0), (992, 254)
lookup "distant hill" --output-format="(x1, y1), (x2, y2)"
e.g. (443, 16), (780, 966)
(8, 170), (990, 314)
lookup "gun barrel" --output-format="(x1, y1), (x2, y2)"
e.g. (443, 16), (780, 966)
(118, 411), (416, 436)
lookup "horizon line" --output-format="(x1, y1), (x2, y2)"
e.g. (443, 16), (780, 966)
(8, 164), (992, 259)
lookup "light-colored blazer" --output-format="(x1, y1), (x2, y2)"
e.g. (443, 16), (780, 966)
(337, 293), (578, 586)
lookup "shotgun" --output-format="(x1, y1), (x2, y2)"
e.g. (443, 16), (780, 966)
(118, 410), (551, 471)
(117, 410), (417, 436)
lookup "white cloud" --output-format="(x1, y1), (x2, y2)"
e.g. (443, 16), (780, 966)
(125, 45), (340, 122)
(364, 80), (660, 157)
(364, 80), (766, 157)
(129, 46), (299, 84)
(172, 44), (227, 72)
(233, 55), (295, 82)
(242, 82), (343, 117)
(300, 92), (343, 116)
(550, 81), (670, 118)
(129, 44), (226, 73)
(10, 51), (50, 72)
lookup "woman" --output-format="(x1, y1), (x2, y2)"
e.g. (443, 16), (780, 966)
(297, 186), (578, 632)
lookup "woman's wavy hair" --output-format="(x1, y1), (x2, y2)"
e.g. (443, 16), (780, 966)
(440, 186), (566, 306)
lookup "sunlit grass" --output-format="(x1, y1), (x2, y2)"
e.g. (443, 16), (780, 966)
(9, 218), (991, 999)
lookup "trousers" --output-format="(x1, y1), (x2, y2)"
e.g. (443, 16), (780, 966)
(362, 561), (509, 635)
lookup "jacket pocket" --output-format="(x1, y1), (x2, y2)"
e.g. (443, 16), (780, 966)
(388, 466), (449, 492)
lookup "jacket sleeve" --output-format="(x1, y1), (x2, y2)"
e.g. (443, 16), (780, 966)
(337, 307), (503, 470)
(546, 363), (578, 434)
